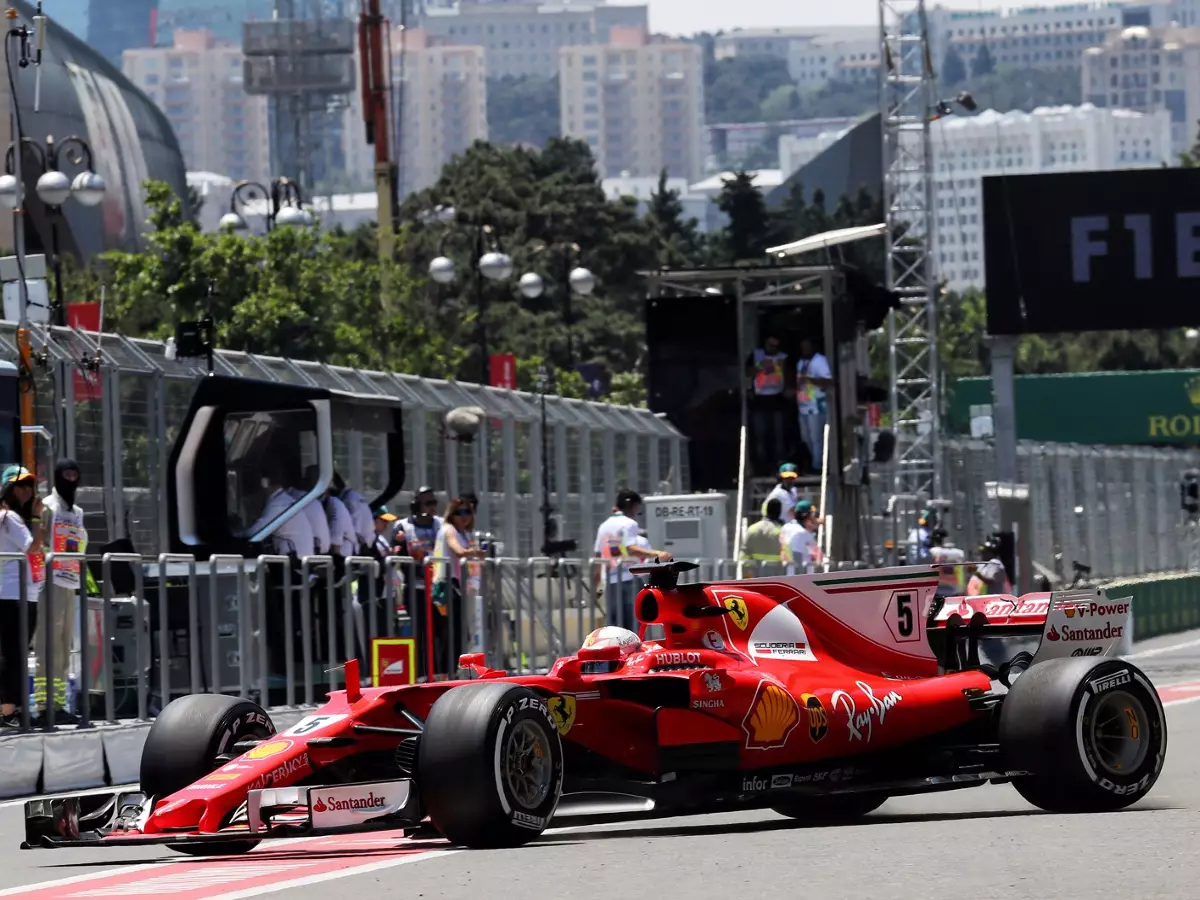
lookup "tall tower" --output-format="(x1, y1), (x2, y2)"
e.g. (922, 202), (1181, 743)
(879, 0), (940, 501)
(243, 0), (356, 191)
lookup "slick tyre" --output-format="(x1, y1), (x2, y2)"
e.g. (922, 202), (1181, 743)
(770, 793), (887, 824)
(416, 683), (564, 849)
(1000, 657), (1166, 813)
(140, 693), (275, 856)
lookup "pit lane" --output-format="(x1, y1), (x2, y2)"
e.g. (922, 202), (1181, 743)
(3, 630), (1200, 900)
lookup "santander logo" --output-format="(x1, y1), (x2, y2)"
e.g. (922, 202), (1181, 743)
(1047, 626), (1060, 642)
(313, 792), (387, 813)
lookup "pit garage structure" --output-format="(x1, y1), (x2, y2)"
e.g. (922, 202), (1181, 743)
(642, 254), (885, 568)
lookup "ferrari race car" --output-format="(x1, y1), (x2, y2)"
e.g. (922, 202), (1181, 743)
(21, 561), (1166, 852)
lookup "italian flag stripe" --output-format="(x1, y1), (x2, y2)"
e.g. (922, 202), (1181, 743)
(813, 571), (933, 587)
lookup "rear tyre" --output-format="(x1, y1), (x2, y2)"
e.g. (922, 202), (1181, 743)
(416, 683), (564, 848)
(1000, 657), (1166, 813)
(770, 793), (887, 824)
(140, 693), (275, 856)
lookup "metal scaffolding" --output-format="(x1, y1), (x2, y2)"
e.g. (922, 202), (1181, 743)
(880, 0), (940, 501)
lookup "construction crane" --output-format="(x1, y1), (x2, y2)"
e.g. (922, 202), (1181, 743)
(359, 0), (400, 285)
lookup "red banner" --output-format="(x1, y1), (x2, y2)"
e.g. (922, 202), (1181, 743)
(489, 353), (516, 390)
(372, 637), (417, 686)
(67, 303), (102, 400)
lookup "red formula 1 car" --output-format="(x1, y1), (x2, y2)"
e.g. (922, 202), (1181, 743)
(21, 562), (1166, 852)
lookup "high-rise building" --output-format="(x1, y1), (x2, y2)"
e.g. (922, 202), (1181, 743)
(90, 0), (159, 66)
(1082, 25), (1200, 153)
(351, 28), (489, 196)
(155, 0), (275, 46)
(123, 30), (271, 183)
(924, 104), (1173, 291)
(417, 0), (649, 78)
(558, 26), (705, 181)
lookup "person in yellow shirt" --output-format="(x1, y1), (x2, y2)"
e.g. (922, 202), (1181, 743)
(742, 499), (784, 567)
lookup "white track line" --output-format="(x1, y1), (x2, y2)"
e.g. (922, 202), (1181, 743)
(1127, 636), (1200, 659)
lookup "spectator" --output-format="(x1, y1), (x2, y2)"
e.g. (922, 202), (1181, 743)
(746, 333), (790, 476)
(333, 473), (374, 556)
(795, 337), (834, 473)
(783, 505), (821, 575)
(36, 459), (86, 722)
(743, 498), (784, 565)
(908, 508), (936, 564)
(592, 489), (671, 629)
(0, 465), (43, 726)
(430, 497), (487, 677)
(374, 509), (400, 556)
(762, 463), (799, 522)
(968, 534), (1012, 596)
(322, 476), (358, 560)
(244, 463), (314, 557)
(398, 486), (442, 564)
(289, 468), (331, 557)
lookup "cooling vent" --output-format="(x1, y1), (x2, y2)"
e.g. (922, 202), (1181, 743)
(395, 736), (419, 776)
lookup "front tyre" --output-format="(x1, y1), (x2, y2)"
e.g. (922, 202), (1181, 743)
(416, 683), (564, 849)
(1000, 657), (1166, 813)
(770, 793), (887, 824)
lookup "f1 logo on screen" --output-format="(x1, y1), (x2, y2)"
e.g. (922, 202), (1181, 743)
(982, 168), (1200, 336)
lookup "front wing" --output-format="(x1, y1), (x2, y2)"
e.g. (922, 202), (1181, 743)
(21, 779), (424, 850)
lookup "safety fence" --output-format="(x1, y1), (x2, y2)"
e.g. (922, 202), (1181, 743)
(4, 552), (812, 732)
(1, 322), (687, 565)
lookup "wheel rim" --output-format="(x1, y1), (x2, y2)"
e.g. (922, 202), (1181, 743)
(1089, 689), (1150, 776)
(503, 719), (552, 810)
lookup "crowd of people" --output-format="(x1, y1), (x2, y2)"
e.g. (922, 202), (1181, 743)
(742, 464), (826, 573)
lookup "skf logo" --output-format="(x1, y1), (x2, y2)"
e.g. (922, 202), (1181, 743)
(801, 693), (828, 743)
(742, 682), (800, 750)
(549, 695), (576, 736)
(723, 596), (749, 631)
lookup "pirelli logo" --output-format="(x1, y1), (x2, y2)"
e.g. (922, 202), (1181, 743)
(1088, 670), (1131, 695)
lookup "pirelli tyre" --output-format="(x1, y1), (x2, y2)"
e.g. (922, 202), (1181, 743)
(140, 693), (276, 855)
(416, 682), (564, 849)
(1000, 657), (1166, 813)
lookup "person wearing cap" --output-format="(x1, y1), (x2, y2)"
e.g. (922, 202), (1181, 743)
(593, 489), (671, 629)
(762, 464), (800, 522)
(907, 508), (936, 564)
(36, 459), (86, 723)
(0, 465), (44, 725)
(374, 509), (400, 555)
(968, 534), (1012, 596)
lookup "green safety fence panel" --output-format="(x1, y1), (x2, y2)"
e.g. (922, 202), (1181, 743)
(1101, 572), (1200, 642)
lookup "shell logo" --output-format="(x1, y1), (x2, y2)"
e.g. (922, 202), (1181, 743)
(742, 682), (800, 750)
(246, 739), (293, 760)
(1064, 606), (1076, 618)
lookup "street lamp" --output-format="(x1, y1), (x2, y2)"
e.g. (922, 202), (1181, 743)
(219, 177), (314, 233)
(515, 241), (595, 372)
(428, 223), (515, 385)
(0, 135), (107, 325)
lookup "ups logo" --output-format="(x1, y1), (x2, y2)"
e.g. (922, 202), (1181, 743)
(801, 693), (828, 743)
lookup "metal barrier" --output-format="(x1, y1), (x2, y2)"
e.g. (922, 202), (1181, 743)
(3, 548), (1194, 737)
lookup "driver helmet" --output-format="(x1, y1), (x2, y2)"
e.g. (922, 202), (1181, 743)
(579, 626), (642, 673)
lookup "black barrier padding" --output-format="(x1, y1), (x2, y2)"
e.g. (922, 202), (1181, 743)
(983, 168), (1200, 335)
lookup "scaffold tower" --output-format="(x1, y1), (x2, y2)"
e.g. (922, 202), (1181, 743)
(879, 0), (940, 501)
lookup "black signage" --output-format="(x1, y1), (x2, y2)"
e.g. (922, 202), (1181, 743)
(982, 168), (1200, 335)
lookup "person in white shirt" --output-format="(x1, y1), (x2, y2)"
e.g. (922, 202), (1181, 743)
(795, 337), (834, 474)
(592, 489), (671, 630)
(762, 463), (799, 522)
(324, 489), (358, 559)
(783, 505), (821, 575)
(289, 469), (330, 556)
(36, 459), (86, 722)
(0, 465), (44, 725)
(244, 465), (314, 558)
(333, 473), (375, 554)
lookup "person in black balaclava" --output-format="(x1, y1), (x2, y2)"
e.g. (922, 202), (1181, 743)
(35, 459), (86, 723)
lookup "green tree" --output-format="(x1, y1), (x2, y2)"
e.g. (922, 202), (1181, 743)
(644, 168), (705, 268)
(399, 138), (655, 379)
(486, 75), (561, 148)
(942, 48), (968, 86)
(705, 54), (795, 123)
(1179, 121), (1200, 166)
(714, 170), (771, 263)
(970, 44), (996, 78)
(759, 83), (802, 121)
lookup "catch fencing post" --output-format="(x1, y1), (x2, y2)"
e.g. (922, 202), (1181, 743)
(207, 555), (248, 697)
(101, 552), (147, 721)
(256, 555), (294, 708)
(156, 554), (199, 706)
(299, 556), (334, 706)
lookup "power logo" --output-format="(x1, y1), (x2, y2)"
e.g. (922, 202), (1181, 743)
(801, 693), (828, 743)
(724, 597), (749, 631)
(742, 682), (800, 750)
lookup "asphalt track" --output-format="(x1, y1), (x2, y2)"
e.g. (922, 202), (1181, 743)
(4, 628), (1200, 900)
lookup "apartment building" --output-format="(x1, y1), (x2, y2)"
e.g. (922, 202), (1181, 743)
(372, 28), (490, 197)
(1082, 25), (1200, 152)
(417, 0), (648, 78)
(713, 26), (874, 61)
(787, 33), (880, 85)
(928, 1), (1170, 74)
(154, 0), (275, 46)
(927, 103), (1172, 290)
(122, 30), (271, 183)
(559, 26), (705, 181)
